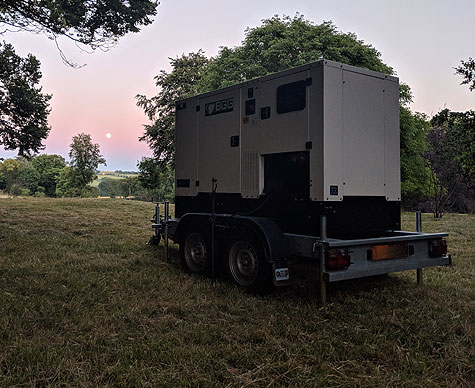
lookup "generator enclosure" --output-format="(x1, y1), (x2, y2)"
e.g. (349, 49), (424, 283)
(175, 60), (401, 238)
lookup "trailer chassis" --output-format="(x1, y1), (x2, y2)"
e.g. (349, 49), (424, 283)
(151, 203), (450, 304)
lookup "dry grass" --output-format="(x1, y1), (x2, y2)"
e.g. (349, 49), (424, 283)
(0, 198), (473, 387)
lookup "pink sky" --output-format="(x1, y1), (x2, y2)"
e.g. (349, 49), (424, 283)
(1, 0), (474, 170)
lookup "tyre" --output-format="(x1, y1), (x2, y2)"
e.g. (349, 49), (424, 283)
(180, 228), (212, 275)
(226, 234), (273, 292)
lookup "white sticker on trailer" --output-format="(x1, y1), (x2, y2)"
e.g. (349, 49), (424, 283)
(275, 268), (290, 281)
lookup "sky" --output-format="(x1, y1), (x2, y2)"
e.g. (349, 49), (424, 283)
(1, 0), (474, 171)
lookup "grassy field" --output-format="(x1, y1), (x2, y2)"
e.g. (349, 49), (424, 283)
(0, 198), (473, 387)
(91, 171), (138, 187)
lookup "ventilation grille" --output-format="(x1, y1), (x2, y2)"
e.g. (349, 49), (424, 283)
(242, 151), (259, 194)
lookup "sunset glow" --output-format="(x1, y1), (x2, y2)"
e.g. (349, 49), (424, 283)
(0, 0), (473, 171)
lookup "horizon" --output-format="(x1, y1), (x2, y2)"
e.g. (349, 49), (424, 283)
(1, 0), (474, 170)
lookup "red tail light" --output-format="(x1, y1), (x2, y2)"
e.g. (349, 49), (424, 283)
(326, 249), (351, 270)
(429, 239), (447, 258)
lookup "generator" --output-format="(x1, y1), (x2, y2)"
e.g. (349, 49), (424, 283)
(152, 59), (450, 303)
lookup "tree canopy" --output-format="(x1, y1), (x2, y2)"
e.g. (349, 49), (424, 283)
(137, 15), (396, 167)
(455, 57), (475, 91)
(425, 109), (475, 216)
(136, 51), (209, 166)
(199, 15), (392, 92)
(0, 0), (159, 52)
(137, 14), (426, 203)
(0, 42), (51, 156)
(68, 133), (106, 187)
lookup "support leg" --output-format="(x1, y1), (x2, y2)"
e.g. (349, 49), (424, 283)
(320, 243), (327, 306)
(164, 201), (170, 262)
(417, 268), (423, 285)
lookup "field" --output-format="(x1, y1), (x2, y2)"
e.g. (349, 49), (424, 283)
(0, 198), (473, 387)
(91, 171), (138, 187)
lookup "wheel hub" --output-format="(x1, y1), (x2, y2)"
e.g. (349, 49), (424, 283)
(184, 233), (207, 271)
(229, 241), (259, 286)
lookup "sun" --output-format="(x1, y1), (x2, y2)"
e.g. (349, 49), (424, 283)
(106, 132), (112, 139)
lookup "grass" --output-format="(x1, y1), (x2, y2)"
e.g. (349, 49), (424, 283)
(0, 198), (473, 387)
(91, 171), (138, 187)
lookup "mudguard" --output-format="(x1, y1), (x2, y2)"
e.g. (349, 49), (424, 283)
(173, 213), (289, 262)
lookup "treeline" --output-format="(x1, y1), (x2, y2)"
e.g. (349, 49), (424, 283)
(0, 155), (174, 202)
(97, 163), (173, 202)
(0, 154), (97, 198)
(419, 109), (474, 216)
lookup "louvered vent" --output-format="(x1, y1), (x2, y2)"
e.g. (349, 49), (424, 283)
(242, 151), (259, 195)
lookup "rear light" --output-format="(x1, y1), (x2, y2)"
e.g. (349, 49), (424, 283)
(429, 239), (447, 258)
(326, 249), (351, 270)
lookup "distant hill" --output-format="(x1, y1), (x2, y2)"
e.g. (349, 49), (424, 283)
(92, 171), (138, 187)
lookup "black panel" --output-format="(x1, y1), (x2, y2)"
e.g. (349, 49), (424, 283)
(245, 99), (256, 115)
(276, 80), (306, 114)
(176, 179), (190, 188)
(230, 135), (239, 147)
(263, 151), (309, 201)
(261, 106), (271, 120)
(176, 194), (401, 240)
(247, 87), (253, 98)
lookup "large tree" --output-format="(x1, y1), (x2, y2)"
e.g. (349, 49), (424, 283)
(31, 153), (66, 196)
(425, 109), (474, 216)
(55, 134), (105, 197)
(199, 16), (392, 92)
(0, 42), (51, 156)
(0, 1), (159, 52)
(136, 50), (209, 166)
(137, 16), (394, 166)
(68, 133), (106, 188)
(137, 15), (428, 203)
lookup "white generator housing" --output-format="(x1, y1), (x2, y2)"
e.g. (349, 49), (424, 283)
(175, 59), (400, 202)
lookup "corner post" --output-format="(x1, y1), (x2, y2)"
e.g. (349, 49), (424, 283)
(155, 202), (161, 239)
(416, 211), (423, 285)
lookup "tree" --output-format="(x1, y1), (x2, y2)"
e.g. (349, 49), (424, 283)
(97, 177), (126, 198)
(56, 133), (106, 197)
(137, 157), (174, 201)
(31, 154), (66, 196)
(0, 1), (159, 58)
(455, 57), (475, 91)
(199, 16), (392, 91)
(425, 109), (475, 216)
(0, 42), (51, 156)
(0, 157), (21, 191)
(55, 166), (98, 198)
(136, 51), (209, 167)
(398, 87), (432, 205)
(137, 16), (395, 165)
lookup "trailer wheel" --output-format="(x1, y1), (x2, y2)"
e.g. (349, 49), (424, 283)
(227, 234), (272, 292)
(180, 229), (211, 275)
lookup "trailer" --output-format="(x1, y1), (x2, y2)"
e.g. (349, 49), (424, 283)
(151, 59), (450, 303)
